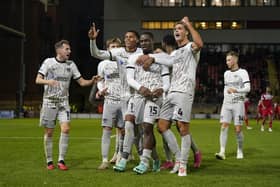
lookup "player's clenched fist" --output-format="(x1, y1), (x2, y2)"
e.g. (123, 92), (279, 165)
(139, 86), (152, 97)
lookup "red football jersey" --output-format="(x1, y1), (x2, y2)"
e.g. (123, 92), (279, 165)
(261, 93), (273, 108)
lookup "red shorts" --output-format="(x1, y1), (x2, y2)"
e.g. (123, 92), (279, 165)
(261, 108), (273, 117)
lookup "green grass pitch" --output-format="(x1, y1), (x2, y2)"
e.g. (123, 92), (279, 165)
(0, 118), (279, 187)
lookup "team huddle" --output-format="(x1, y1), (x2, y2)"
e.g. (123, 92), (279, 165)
(35, 16), (276, 176)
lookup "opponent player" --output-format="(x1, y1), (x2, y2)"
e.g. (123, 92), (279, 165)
(35, 40), (99, 170)
(215, 50), (250, 160)
(260, 87), (273, 132)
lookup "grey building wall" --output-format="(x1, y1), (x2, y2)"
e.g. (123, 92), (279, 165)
(103, 0), (280, 43)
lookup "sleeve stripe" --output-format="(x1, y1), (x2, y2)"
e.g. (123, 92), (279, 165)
(243, 81), (250, 84)
(74, 76), (82, 80)
(161, 73), (170, 77)
(126, 66), (135, 69)
(38, 72), (45, 76)
(109, 51), (113, 61)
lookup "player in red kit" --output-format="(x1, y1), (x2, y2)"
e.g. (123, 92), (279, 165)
(260, 87), (273, 132)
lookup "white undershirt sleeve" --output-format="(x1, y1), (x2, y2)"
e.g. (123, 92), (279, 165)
(236, 82), (251, 93)
(89, 40), (111, 60)
(126, 67), (142, 91)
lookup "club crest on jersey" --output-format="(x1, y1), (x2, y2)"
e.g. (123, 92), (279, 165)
(66, 68), (71, 72)
(117, 60), (123, 65)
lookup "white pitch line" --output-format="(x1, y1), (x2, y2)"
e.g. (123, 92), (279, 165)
(0, 137), (99, 140)
(0, 136), (116, 140)
(0, 136), (115, 140)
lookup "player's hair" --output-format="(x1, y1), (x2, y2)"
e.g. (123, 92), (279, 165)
(106, 37), (122, 48)
(162, 34), (177, 48)
(141, 32), (154, 40)
(174, 21), (189, 31)
(54, 40), (70, 50)
(125, 30), (140, 39)
(226, 50), (239, 58)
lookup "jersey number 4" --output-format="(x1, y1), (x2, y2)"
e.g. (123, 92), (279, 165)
(178, 108), (183, 116)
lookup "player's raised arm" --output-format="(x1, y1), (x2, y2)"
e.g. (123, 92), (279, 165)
(181, 16), (203, 52)
(88, 22), (100, 40)
(88, 23), (111, 60)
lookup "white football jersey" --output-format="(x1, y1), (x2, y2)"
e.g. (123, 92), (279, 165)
(111, 47), (143, 99)
(38, 57), (81, 100)
(223, 68), (250, 104)
(127, 53), (169, 96)
(169, 42), (200, 93)
(97, 60), (121, 101)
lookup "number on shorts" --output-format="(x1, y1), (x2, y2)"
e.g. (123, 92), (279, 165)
(178, 108), (183, 116)
(66, 110), (70, 120)
(238, 115), (243, 122)
(130, 102), (135, 113)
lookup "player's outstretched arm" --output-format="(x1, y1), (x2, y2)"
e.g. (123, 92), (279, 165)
(77, 75), (101, 87)
(149, 53), (174, 67)
(88, 23), (111, 60)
